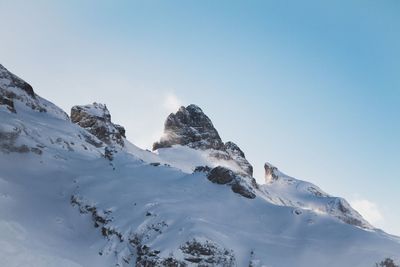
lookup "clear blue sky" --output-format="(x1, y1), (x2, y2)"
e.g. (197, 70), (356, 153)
(1, 0), (399, 235)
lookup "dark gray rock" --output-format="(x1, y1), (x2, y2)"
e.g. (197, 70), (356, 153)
(376, 258), (399, 267)
(153, 104), (224, 150)
(180, 239), (236, 266)
(193, 165), (212, 173)
(0, 64), (52, 114)
(0, 95), (16, 113)
(207, 166), (235, 184)
(153, 104), (253, 176)
(104, 146), (116, 161)
(207, 166), (257, 199)
(71, 103), (125, 147)
(231, 181), (256, 199)
(224, 141), (245, 158)
(0, 64), (35, 98)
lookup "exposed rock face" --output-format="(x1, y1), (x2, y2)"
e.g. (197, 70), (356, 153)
(180, 239), (236, 266)
(224, 141), (253, 176)
(72, 194), (236, 266)
(208, 166), (235, 184)
(0, 64), (62, 115)
(153, 104), (253, 176)
(0, 94), (16, 113)
(0, 64), (70, 155)
(0, 64), (34, 98)
(71, 103), (125, 147)
(153, 104), (224, 150)
(264, 162), (279, 183)
(207, 166), (257, 199)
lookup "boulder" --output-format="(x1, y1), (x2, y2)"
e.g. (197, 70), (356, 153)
(207, 166), (257, 199)
(207, 166), (235, 184)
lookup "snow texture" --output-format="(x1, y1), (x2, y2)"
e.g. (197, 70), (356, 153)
(0, 64), (399, 267)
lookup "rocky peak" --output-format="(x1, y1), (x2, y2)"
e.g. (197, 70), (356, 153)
(0, 64), (35, 98)
(207, 166), (257, 199)
(264, 162), (279, 183)
(0, 64), (37, 113)
(153, 104), (254, 176)
(71, 103), (125, 147)
(0, 64), (69, 118)
(153, 104), (224, 151)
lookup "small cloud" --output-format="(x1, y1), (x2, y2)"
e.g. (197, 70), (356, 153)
(350, 198), (384, 226)
(163, 93), (182, 113)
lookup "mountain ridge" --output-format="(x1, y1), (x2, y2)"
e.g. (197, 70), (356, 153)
(0, 64), (399, 267)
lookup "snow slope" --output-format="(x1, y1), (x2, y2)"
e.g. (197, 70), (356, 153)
(0, 64), (399, 267)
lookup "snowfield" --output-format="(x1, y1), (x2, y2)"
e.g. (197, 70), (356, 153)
(0, 64), (399, 266)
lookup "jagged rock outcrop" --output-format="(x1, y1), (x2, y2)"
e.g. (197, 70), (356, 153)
(0, 64), (70, 155)
(153, 104), (224, 151)
(153, 104), (253, 176)
(224, 141), (253, 176)
(0, 64), (34, 98)
(207, 166), (257, 199)
(264, 162), (279, 183)
(71, 103), (125, 147)
(0, 64), (68, 118)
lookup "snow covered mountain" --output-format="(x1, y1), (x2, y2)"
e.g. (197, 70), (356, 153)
(0, 64), (399, 267)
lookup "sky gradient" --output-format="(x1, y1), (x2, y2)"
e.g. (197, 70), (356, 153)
(1, 0), (399, 235)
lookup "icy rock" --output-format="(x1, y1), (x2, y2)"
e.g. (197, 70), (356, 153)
(153, 104), (253, 176)
(71, 103), (125, 147)
(208, 166), (257, 199)
(264, 162), (279, 183)
(224, 141), (253, 176)
(0, 64), (34, 97)
(153, 104), (224, 150)
(0, 64), (65, 115)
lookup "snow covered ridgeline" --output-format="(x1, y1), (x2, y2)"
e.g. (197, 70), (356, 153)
(261, 163), (373, 229)
(0, 64), (399, 267)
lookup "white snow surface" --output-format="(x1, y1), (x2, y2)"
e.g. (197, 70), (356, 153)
(0, 70), (399, 266)
(260, 164), (374, 230)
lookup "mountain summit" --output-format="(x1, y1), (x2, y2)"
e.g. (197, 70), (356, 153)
(153, 104), (224, 151)
(153, 104), (253, 176)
